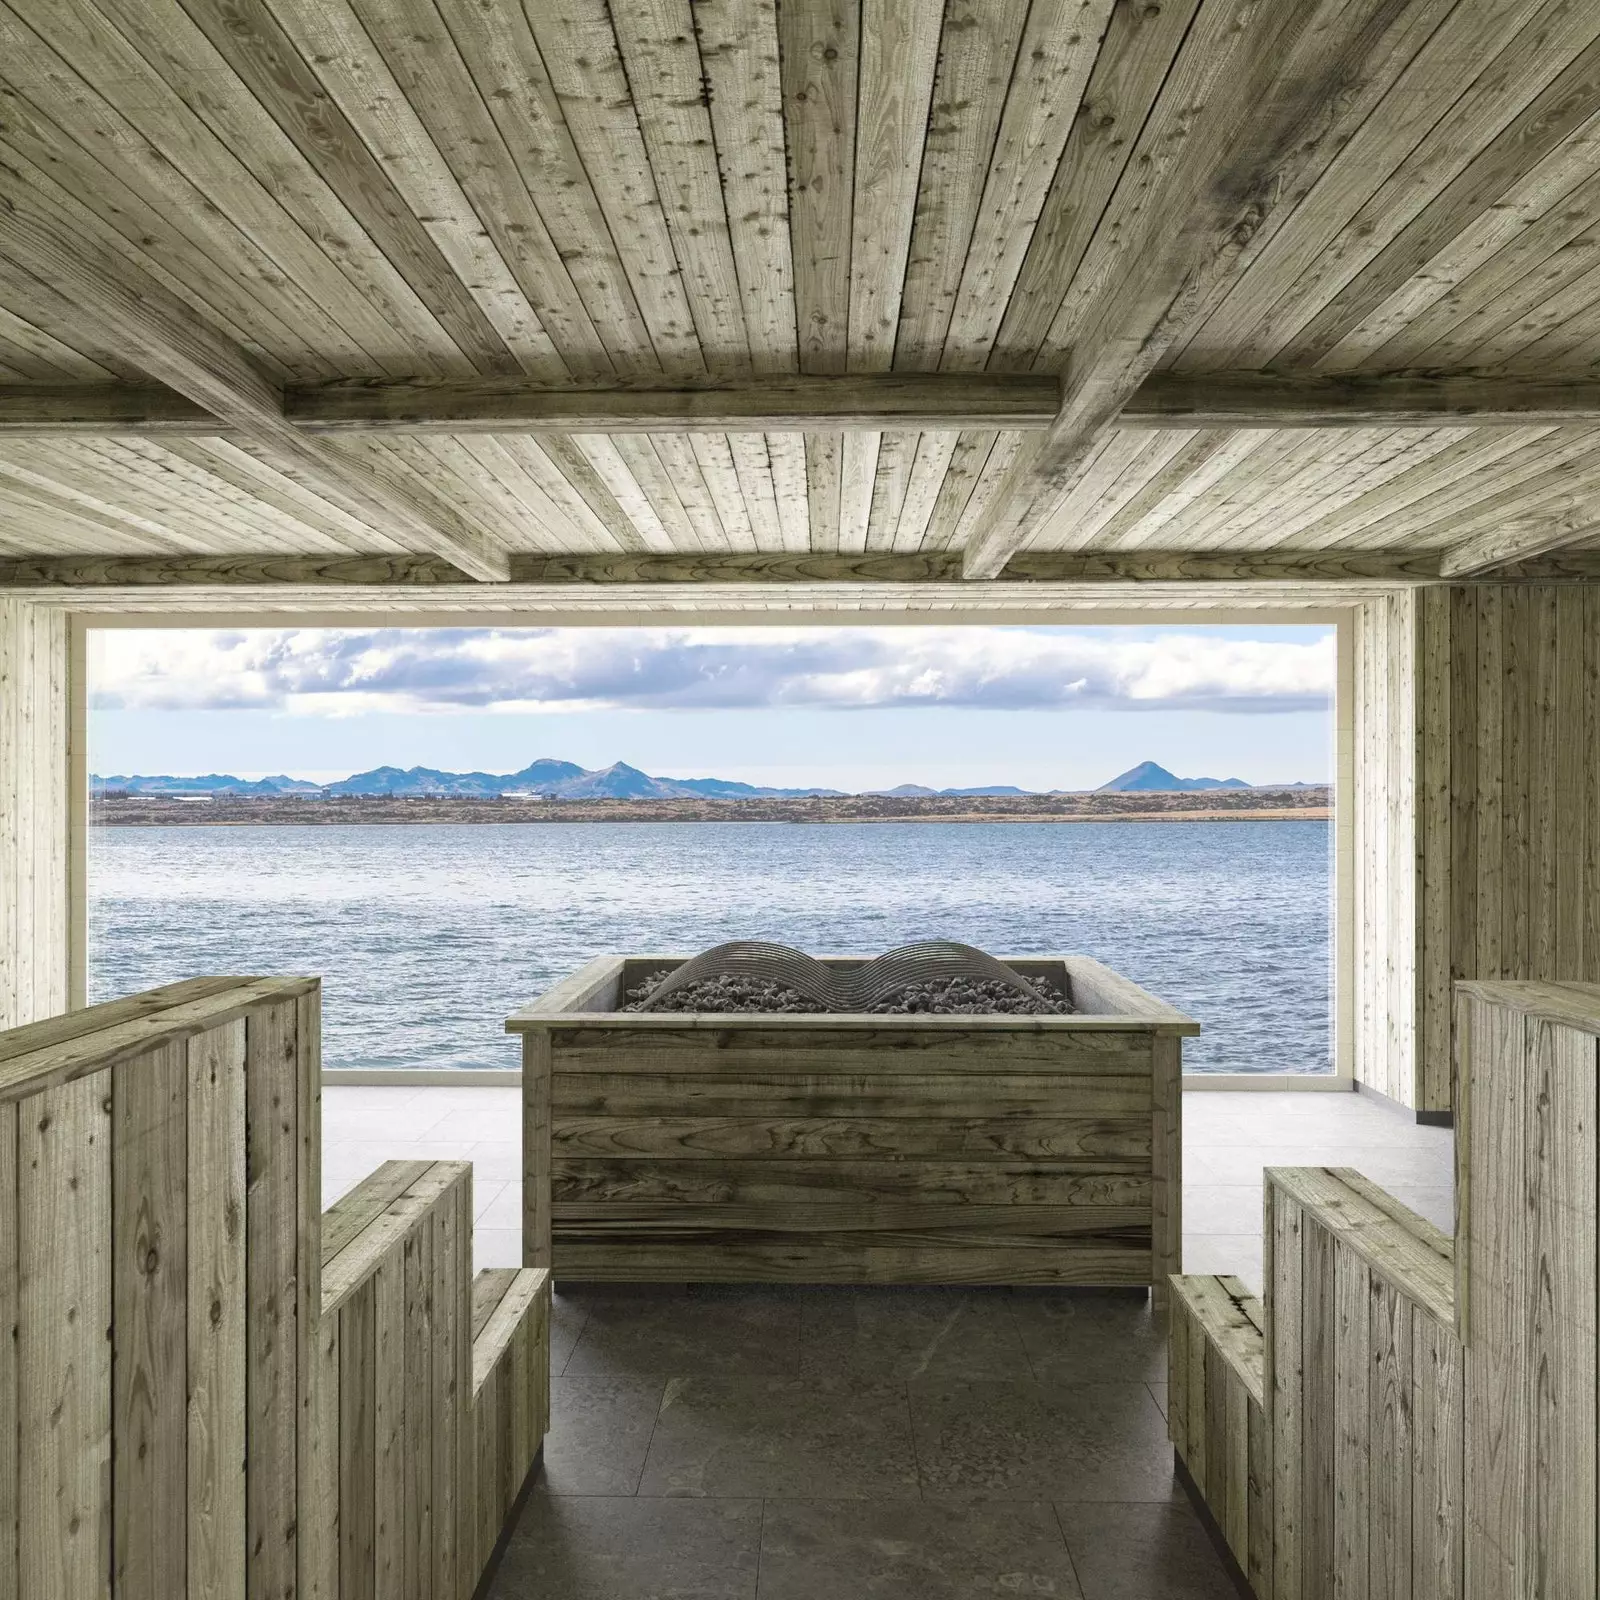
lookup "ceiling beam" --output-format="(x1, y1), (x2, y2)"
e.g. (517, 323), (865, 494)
(10, 549), (1600, 591)
(0, 174), (511, 581)
(961, 0), (1442, 579)
(7, 368), (1600, 438)
(1120, 371), (1600, 430)
(1438, 513), (1600, 578)
(0, 375), (1062, 436)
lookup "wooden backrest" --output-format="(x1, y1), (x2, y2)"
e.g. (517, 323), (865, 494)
(0, 976), (320, 1600)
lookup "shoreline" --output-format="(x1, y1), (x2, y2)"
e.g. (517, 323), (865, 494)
(94, 807), (1330, 828)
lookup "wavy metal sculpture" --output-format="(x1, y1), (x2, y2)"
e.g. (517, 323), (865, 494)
(631, 939), (1062, 1013)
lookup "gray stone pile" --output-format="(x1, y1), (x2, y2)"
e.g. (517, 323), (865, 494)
(621, 970), (1071, 1015)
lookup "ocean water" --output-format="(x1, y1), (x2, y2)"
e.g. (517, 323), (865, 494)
(88, 819), (1333, 1075)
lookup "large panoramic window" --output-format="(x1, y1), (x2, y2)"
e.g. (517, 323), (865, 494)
(87, 622), (1336, 1075)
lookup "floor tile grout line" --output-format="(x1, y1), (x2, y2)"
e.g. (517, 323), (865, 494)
(903, 1376), (928, 1503)
(753, 1496), (767, 1600)
(630, 1373), (672, 1497)
(1049, 1499), (1089, 1598)
(1005, 1287), (1042, 1384)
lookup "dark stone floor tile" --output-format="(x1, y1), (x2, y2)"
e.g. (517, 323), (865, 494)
(485, 1493), (761, 1599)
(1056, 1500), (1240, 1599)
(564, 1286), (801, 1377)
(549, 1290), (590, 1377)
(542, 1375), (665, 1495)
(911, 1377), (1175, 1502)
(1009, 1288), (1167, 1384)
(757, 1498), (1084, 1599)
(638, 1374), (920, 1499)
(799, 1286), (1033, 1381)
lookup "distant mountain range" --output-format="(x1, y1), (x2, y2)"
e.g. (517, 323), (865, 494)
(93, 757), (1319, 799)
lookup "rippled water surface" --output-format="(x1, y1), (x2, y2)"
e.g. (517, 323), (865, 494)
(89, 820), (1332, 1074)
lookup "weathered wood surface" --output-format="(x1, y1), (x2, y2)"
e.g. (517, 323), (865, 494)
(2, 7), (1600, 568)
(0, 979), (549, 1600)
(1169, 1273), (1267, 1586)
(514, 952), (1189, 1286)
(1264, 1167), (1462, 1600)
(1456, 984), (1599, 1598)
(1358, 584), (1600, 1115)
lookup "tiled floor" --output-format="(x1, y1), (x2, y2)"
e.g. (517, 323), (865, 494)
(321, 1084), (1454, 1599)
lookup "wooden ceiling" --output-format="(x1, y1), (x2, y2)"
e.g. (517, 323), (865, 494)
(3, 0), (1600, 589)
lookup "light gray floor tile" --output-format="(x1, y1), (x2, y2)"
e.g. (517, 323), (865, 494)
(465, 1139), (523, 1181)
(1056, 1500), (1239, 1599)
(1381, 1185), (1454, 1233)
(565, 1287), (802, 1378)
(799, 1286), (1033, 1381)
(543, 1375), (666, 1496)
(757, 1498), (1083, 1600)
(639, 1375), (920, 1499)
(1180, 1235), (1263, 1294)
(1179, 1186), (1267, 1235)
(1009, 1288), (1166, 1385)
(911, 1378), (1174, 1502)
(475, 1184), (523, 1230)
(487, 1493), (761, 1599)
(472, 1228), (523, 1268)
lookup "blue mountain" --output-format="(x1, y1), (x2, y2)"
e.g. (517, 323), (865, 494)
(1096, 761), (1251, 793)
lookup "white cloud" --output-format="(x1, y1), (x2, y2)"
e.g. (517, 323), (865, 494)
(91, 626), (1333, 716)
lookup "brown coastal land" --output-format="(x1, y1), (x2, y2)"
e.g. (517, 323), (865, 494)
(93, 787), (1330, 826)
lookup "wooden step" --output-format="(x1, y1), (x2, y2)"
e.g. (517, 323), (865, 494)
(469, 1265), (552, 1577)
(1169, 1273), (1268, 1596)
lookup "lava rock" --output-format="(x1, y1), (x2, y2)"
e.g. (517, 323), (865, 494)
(621, 969), (1071, 1015)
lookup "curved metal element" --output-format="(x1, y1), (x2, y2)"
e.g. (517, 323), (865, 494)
(632, 939), (1060, 1013)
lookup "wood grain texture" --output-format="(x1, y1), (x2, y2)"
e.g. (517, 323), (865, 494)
(518, 953), (1185, 1286)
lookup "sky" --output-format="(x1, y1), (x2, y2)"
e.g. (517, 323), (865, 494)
(89, 621), (1336, 793)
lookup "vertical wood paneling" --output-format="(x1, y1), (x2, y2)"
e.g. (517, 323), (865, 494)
(522, 1030), (552, 1268)
(1366, 584), (1600, 1113)
(112, 1038), (188, 1600)
(0, 600), (70, 1031)
(372, 1255), (404, 1600)
(338, 1281), (375, 1600)
(1369, 1282), (1412, 1600)
(19, 1071), (111, 1600)
(1411, 1312), (1462, 1600)
(245, 1002), (299, 1600)
(1270, 1195), (1303, 1600)
(1151, 1031), (1180, 1306)
(187, 1018), (247, 1600)
(0, 1103), (17, 1600)
(1302, 1222), (1336, 1599)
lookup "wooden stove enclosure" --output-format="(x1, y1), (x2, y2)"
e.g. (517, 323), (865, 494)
(512, 954), (1190, 1289)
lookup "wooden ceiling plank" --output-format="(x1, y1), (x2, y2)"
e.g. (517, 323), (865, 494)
(256, 0), (570, 379)
(863, 431), (915, 551)
(1440, 513), (1600, 577)
(1488, 260), (1600, 371)
(1224, 2), (1600, 368)
(765, 432), (812, 554)
(8, 0), (443, 380)
(60, 434), (377, 555)
(1314, 108), (1600, 372)
(780, 0), (858, 556)
(695, 0), (799, 371)
(167, 0), (521, 375)
(484, 436), (648, 557)
(1166, 0), (1538, 367)
(1096, 432), (1278, 553)
(582, 435), (704, 554)
(0, 93), (303, 381)
(1217, 427), (1475, 552)
(1027, 427), (1156, 553)
(533, 435), (665, 555)
(76, 0), (484, 378)
(0, 448), (215, 549)
(0, 488), (183, 556)
(990, 0), (1201, 367)
(140, 436), (406, 553)
(0, 163), (512, 578)
(523, 3), (702, 377)
(329, 0), (619, 379)
(941, 0), (1112, 369)
(839, 0), (939, 554)
(964, 0), (1425, 577)
(0, 307), (121, 383)
(687, 433), (756, 551)
(1031, 430), (1203, 553)
(1277, 424), (1566, 550)
(1388, 174), (1600, 369)
(1387, 454), (1600, 551)
(1281, 29), (1600, 369)
(726, 434), (786, 555)
(1122, 371), (1600, 429)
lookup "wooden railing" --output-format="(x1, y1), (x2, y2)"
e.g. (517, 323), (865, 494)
(0, 977), (548, 1600)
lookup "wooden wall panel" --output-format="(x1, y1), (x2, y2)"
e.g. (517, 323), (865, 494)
(0, 598), (70, 1029)
(1457, 983), (1600, 1598)
(1356, 583), (1600, 1113)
